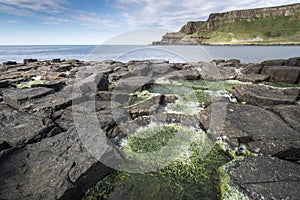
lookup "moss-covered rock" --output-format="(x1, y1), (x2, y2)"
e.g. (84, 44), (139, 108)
(83, 124), (230, 200)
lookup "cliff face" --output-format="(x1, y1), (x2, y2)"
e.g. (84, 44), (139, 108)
(153, 3), (300, 45)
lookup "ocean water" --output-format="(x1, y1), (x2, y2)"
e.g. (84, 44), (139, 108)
(0, 45), (300, 64)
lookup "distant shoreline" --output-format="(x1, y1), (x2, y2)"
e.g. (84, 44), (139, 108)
(152, 43), (300, 46)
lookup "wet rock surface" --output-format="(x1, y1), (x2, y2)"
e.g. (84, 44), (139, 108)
(0, 57), (299, 199)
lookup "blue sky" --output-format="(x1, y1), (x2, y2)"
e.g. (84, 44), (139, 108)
(0, 0), (299, 45)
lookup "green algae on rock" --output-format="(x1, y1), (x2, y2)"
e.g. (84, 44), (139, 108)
(83, 124), (230, 200)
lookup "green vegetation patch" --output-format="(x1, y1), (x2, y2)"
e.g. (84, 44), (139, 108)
(17, 79), (47, 89)
(126, 124), (179, 153)
(128, 90), (153, 106)
(83, 124), (230, 200)
(203, 15), (300, 44)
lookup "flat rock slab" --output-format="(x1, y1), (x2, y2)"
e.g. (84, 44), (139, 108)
(262, 66), (300, 84)
(227, 156), (300, 200)
(32, 80), (66, 91)
(167, 70), (201, 80)
(3, 87), (54, 110)
(248, 140), (300, 161)
(150, 63), (175, 75)
(236, 74), (269, 83)
(198, 103), (300, 158)
(31, 86), (74, 112)
(128, 63), (151, 76)
(109, 116), (151, 144)
(232, 84), (299, 106)
(116, 76), (153, 92)
(0, 110), (57, 149)
(0, 127), (112, 200)
(271, 105), (300, 132)
(197, 64), (237, 81)
(56, 101), (126, 133)
(129, 94), (164, 118)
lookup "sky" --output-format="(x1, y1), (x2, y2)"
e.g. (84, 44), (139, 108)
(0, 0), (299, 45)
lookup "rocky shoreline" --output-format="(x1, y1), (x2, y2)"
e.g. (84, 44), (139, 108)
(0, 57), (300, 199)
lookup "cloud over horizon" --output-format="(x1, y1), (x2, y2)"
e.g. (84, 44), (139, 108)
(0, 0), (299, 44)
(114, 0), (300, 30)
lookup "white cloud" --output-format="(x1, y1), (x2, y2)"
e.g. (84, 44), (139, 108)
(70, 11), (121, 31)
(2, 19), (19, 23)
(0, 0), (120, 31)
(0, 3), (32, 16)
(0, 0), (68, 14)
(114, 0), (300, 31)
(42, 17), (70, 25)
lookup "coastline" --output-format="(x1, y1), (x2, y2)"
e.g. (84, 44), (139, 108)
(152, 43), (300, 46)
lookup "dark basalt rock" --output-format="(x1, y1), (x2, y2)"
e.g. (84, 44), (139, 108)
(116, 76), (153, 92)
(0, 107), (58, 150)
(240, 63), (263, 74)
(31, 86), (74, 112)
(109, 116), (151, 144)
(196, 63), (237, 81)
(3, 61), (17, 66)
(150, 63), (175, 75)
(23, 59), (38, 65)
(198, 103), (300, 157)
(128, 63), (151, 76)
(51, 58), (61, 63)
(260, 59), (286, 66)
(32, 80), (66, 91)
(248, 140), (300, 161)
(15, 65), (37, 72)
(0, 80), (10, 88)
(0, 127), (112, 200)
(262, 66), (300, 84)
(236, 74), (270, 83)
(232, 84), (299, 106)
(286, 56), (300, 67)
(166, 69), (201, 80)
(108, 70), (130, 83)
(227, 156), (300, 200)
(271, 105), (300, 132)
(3, 87), (54, 110)
(129, 94), (165, 119)
(1, 57), (300, 199)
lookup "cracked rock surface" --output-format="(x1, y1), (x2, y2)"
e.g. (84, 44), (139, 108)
(0, 57), (299, 199)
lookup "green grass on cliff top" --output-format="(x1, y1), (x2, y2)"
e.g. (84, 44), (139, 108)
(191, 15), (300, 45)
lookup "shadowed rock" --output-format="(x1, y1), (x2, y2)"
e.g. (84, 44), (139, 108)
(0, 105), (58, 150)
(0, 127), (112, 200)
(3, 87), (54, 110)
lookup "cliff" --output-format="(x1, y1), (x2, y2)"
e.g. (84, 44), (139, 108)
(153, 3), (300, 45)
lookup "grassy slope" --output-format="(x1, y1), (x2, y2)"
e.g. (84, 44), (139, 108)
(188, 14), (300, 45)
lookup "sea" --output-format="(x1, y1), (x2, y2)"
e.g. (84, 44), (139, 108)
(0, 45), (300, 64)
